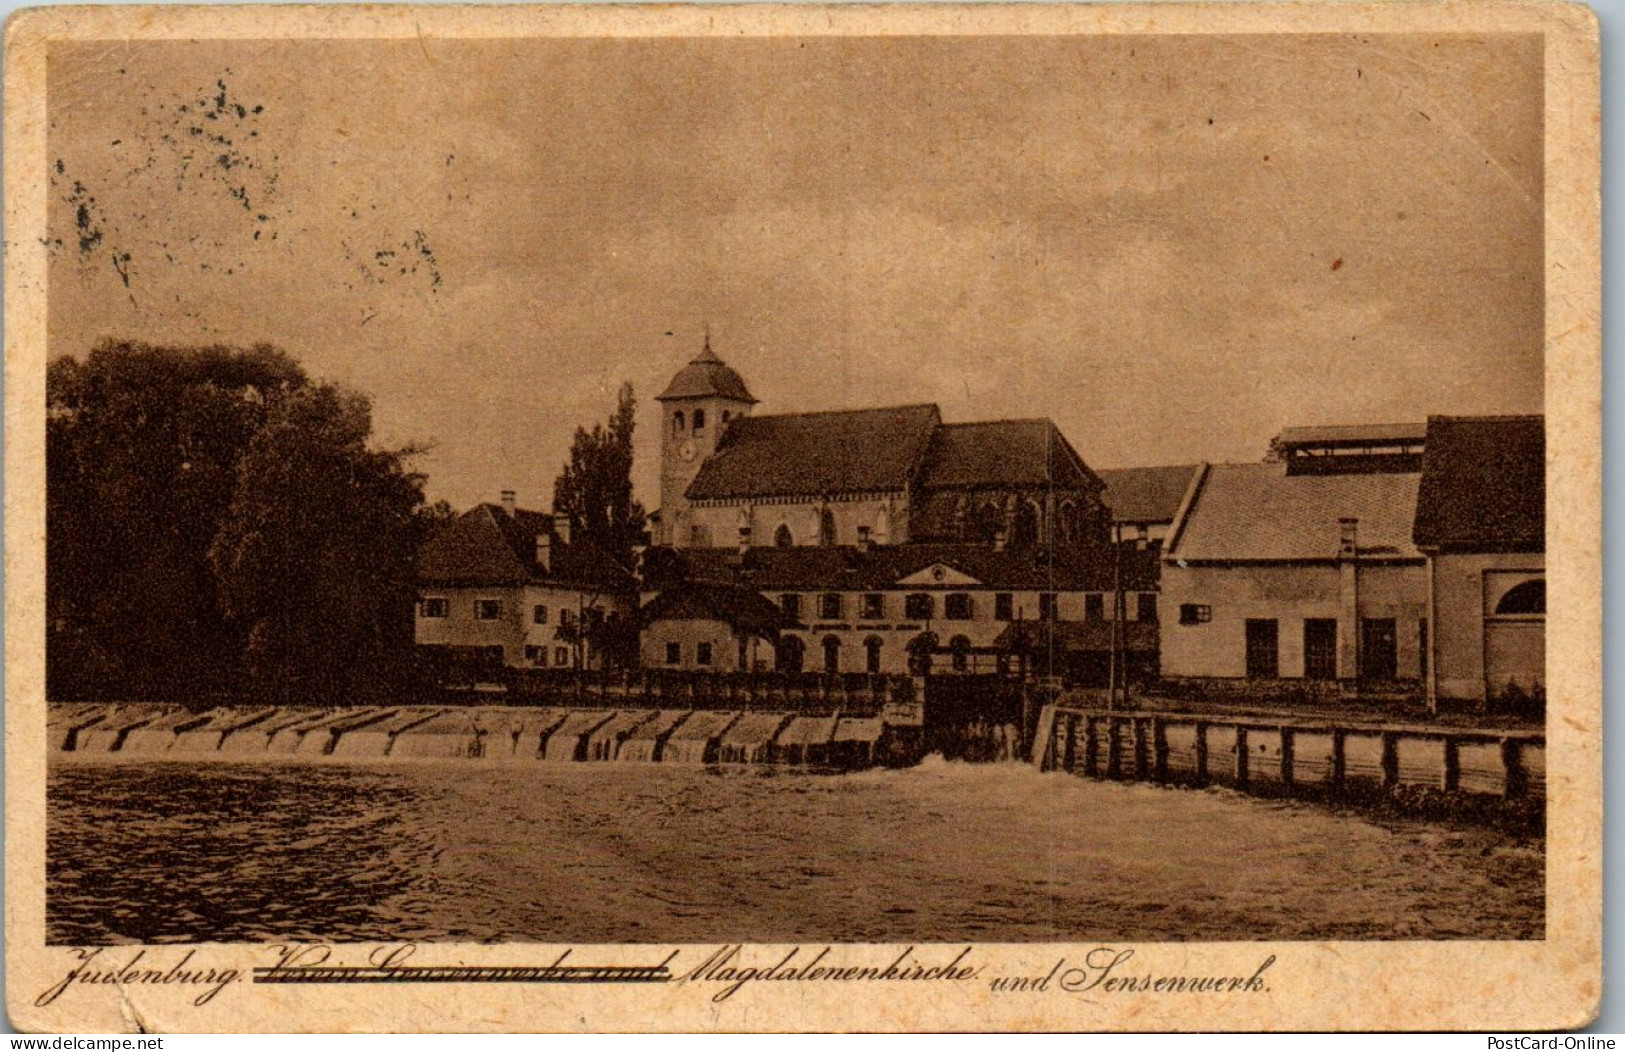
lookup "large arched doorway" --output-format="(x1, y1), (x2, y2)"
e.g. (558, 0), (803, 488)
(775, 635), (805, 673)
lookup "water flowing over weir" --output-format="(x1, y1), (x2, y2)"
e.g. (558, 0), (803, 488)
(49, 702), (904, 771)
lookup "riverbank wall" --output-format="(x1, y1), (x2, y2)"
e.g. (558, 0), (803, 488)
(1036, 704), (1546, 829)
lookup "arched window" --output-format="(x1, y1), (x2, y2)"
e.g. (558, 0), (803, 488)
(1496, 579), (1546, 615)
(864, 636), (884, 674)
(1012, 501), (1040, 548)
(774, 523), (794, 548)
(819, 508), (837, 547)
(672, 411), (685, 435)
(1059, 501), (1077, 544)
(776, 635), (805, 673)
(693, 408), (706, 431)
(906, 632), (937, 676)
(949, 634), (972, 672)
(972, 502), (1003, 545)
(822, 635), (841, 676)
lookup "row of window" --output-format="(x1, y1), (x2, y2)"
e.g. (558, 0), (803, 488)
(671, 408), (732, 434)
(1238, 617), (1426, 681)
(524, 645), (575, 667)
(781, 591), (1157, 623)
(666, 641), (718, 666)
(419, 599), (580, 626)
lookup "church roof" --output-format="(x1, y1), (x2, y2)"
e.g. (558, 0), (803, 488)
(656, 344), (757, 404)
(685, 404), (942, 500)
(918, 419), (1101, 490)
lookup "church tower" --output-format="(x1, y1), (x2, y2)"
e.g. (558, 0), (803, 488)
(655, 336), (757, 546)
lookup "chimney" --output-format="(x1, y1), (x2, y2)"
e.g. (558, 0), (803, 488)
(738, 525), (752, 555)
(1338, 517), (1359, 558)
(857, 525), (872, 552)
(993, 527), (1008, 552)
(500, 490), (517, 517)
(536, 533), (552, 572)
(553, 515), (571, 545)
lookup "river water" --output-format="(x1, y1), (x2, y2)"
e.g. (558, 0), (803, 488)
(47, 757), (1543, 944)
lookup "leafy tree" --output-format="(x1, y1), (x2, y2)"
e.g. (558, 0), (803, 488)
(209, 385), (427, 704)
(46, 340), (308, 700)
(47, 339), (428, 705)
(551, 382), (647, 566)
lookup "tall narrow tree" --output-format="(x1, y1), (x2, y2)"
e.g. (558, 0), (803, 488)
(552, 382), (647, 565)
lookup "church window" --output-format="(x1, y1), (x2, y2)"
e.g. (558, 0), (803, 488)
(973, 502), (1003, 545)
(819, 509), (837, 547)
(775, 523), (794, 548)
(693, 408), (707, 431)
(673, 411), (685, 435)
(1013, 501), (1040, 548)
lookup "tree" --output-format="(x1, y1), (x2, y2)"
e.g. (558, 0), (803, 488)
(47, 340), (309, 701)
(209, 384), (427, 705)
(552, 382), (647, 566)
(46, 339), (429, 705)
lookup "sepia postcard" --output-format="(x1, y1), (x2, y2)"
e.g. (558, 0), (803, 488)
(3, 0), (1601, 1034)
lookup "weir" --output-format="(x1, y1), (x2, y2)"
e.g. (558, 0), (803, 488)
(717, 712), (794, 764)
(585, 710), (657, 760)
(615, 709), (692, 762)
(49, 702), (921, 771)
(542, 710), (617, 762)
(661, 710), (741, 764)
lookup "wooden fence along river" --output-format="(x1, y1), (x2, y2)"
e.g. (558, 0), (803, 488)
(1036, 705), (1546, 801)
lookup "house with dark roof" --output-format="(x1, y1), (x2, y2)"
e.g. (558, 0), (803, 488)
(654, 341), (1109, 551)
(1096, 464), (1202, 546)
(640, 542), (1161, 682)
(415, 492), (637, 670)
(1160, 453), (1428, 693)
(1412, 415), (1545, 708)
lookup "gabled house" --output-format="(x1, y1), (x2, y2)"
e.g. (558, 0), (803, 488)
(1412, 415), (1545, 708)
(1096, 464), (1202, 548)
(1160, 445), (1428, 694)
(415, 492), (637, 670)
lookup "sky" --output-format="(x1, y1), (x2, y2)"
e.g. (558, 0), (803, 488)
(45, 33), (1544, 511)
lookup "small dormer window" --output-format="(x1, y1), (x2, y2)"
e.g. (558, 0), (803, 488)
(673, 411), (685, 436)
(693, 408), (706, 431)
